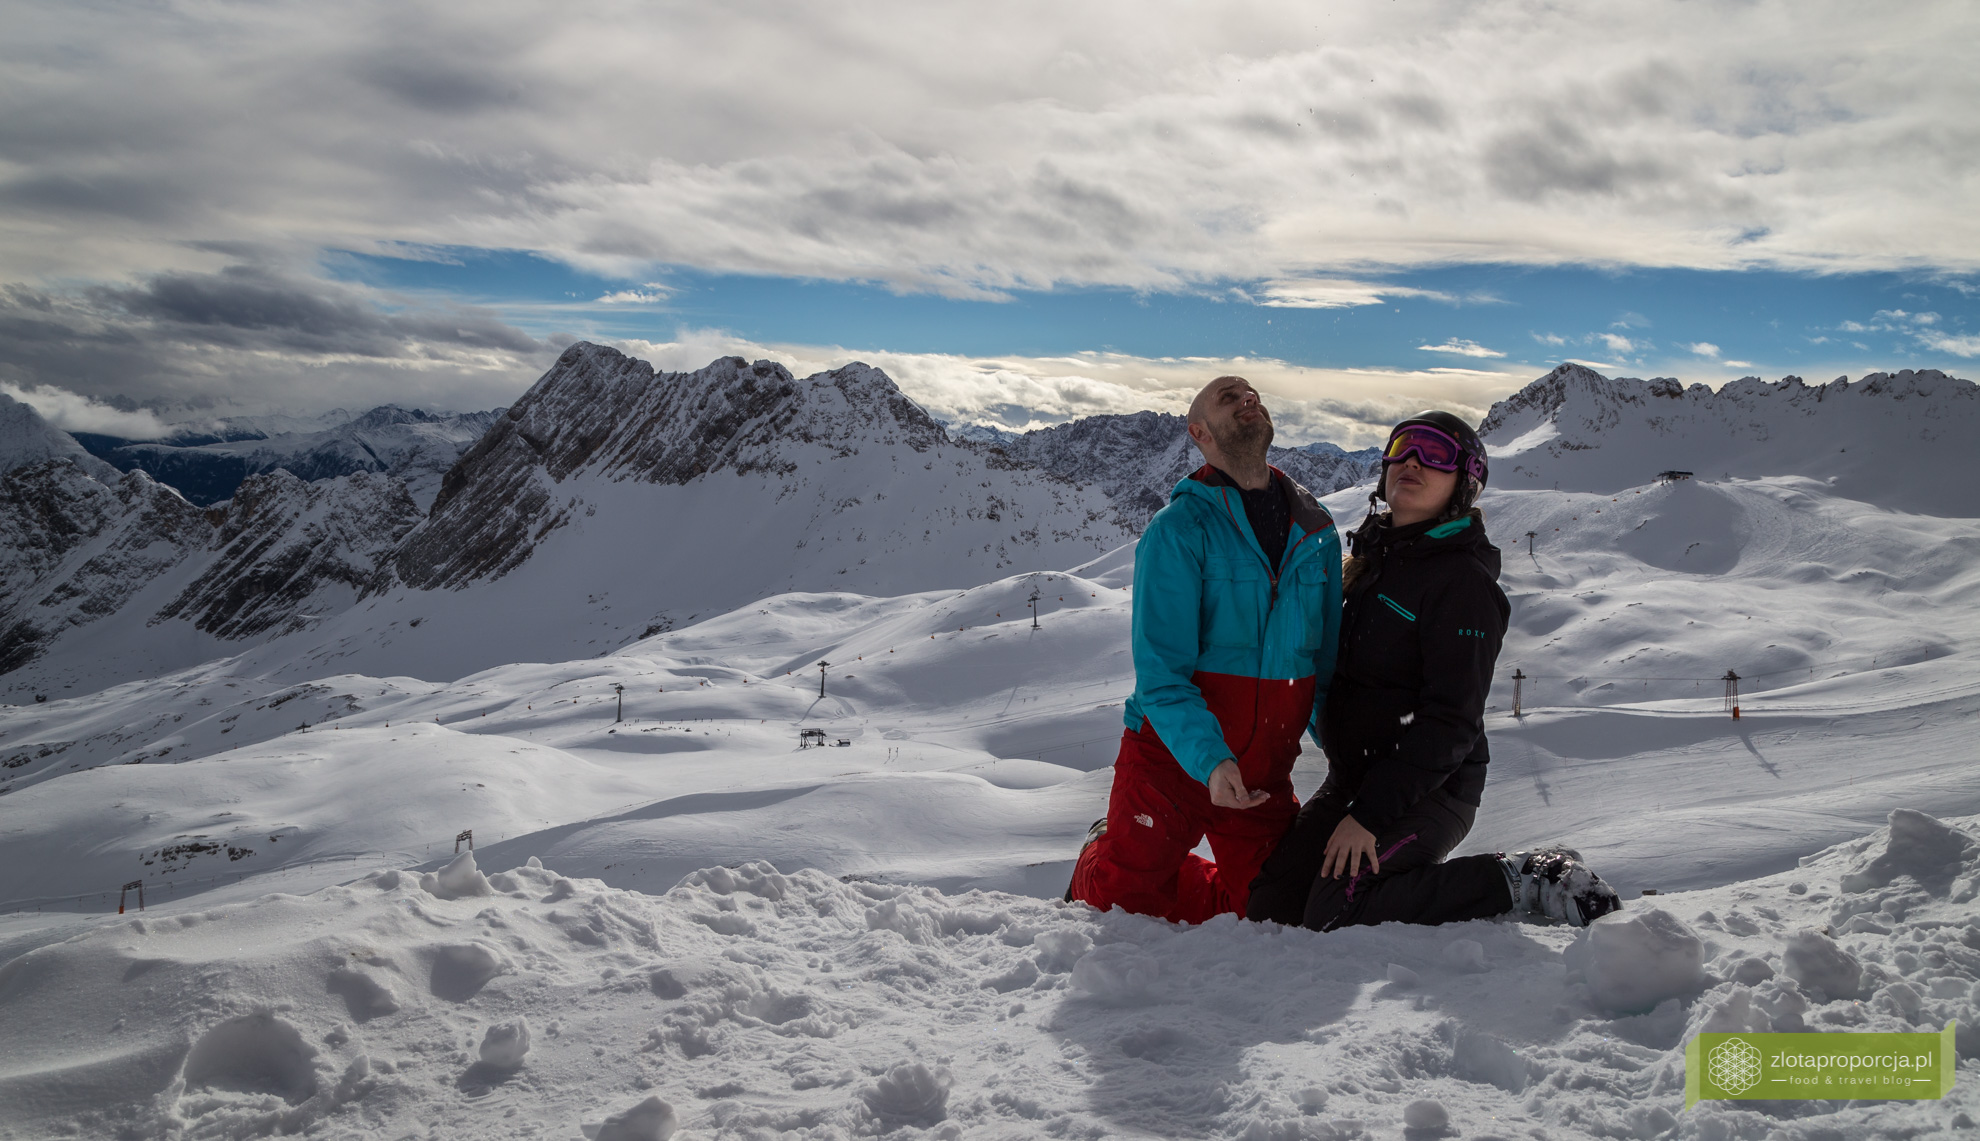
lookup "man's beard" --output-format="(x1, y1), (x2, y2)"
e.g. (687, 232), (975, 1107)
(1210, 413), (1272, 462)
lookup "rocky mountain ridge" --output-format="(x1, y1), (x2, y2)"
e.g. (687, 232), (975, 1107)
(9, 347), (1973, 692)
(0, 460), (416, 679)
(0, 346), (1139, 687)
(392, 344), (1115, 597)
(976, 410), (1379, 529)
(1481, 363), (1979, 514)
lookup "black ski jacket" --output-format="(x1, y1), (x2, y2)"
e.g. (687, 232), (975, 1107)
(1320, 509), (1510, 832)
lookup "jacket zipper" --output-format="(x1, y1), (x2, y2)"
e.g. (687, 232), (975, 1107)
(1218, 487), (1324, 606)
(1216, 485), (1326, 773)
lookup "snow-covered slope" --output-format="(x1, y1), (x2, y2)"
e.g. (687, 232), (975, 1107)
(1, 756), (1974, 1139)
(982, 410), (1379, 529)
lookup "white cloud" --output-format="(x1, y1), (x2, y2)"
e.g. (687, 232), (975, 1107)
(1836, 308), (1980, 358)
(0, 382), (177, 438)
(1686, 342), (1721, 357)
(1417, 339), (1505, 358)
(2, 0), (1978, 301)
(1723, 360), (1755, 369)
(611, 329), (1534, 447)
(1531, 332), (1568, 346)
(1918, 332), (1980, 357)
(1599, 333), (1638, 355)
(595, 288), (670, 304)
(1253, 279), (1455, 309)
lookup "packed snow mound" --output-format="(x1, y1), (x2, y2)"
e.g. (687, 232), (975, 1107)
(1840, 806), (1979, 894)
(1479, 363), (1980, 515)
(1563, 907), (1708, 1013)
(3, 814), (1977, 1141)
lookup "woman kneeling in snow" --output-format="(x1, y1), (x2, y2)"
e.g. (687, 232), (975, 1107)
(1246, 412), (1622, 931)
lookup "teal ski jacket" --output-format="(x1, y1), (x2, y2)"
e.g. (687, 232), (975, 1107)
(1123, 465), (1343, 787)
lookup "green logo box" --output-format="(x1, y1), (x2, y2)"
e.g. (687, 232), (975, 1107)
(1685, 1023), (1957, 1107)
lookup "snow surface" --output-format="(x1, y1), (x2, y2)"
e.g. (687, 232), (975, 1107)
(3, 364), (1978, 1138)
(1, 818), (1975, 1139)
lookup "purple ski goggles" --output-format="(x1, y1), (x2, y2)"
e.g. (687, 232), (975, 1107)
(1383, 424), (1486, 482)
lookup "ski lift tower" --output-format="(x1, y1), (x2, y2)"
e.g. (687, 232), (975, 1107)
(1722, 670), (1741, 719)
(613, 683), (625, 722)
(1028, 585), (1042, 629)
(817, 660), (829, 699)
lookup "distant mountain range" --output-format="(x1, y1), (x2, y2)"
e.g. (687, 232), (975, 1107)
(978, 410), (1378, 530)
(0, 348), (1971, 696)
(71, 405), (506, 508)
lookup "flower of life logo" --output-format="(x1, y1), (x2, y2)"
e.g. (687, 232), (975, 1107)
(1708, 1037), (1763, 1095)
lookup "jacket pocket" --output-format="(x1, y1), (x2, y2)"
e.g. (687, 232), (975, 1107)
(1200, 555), (1265, 648)
(1291, 561), (1332, 655)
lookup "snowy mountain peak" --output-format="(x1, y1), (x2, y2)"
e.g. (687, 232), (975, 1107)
(1479, 364), (1979, 513)
(438, 344), (942, 502)
(1478, 362), (1694, 440)
(391, 346), (1123, 613)
(0, 391), (118, 482)
(344, 404), (444, 431)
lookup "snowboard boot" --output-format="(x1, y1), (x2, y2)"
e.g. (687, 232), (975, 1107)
(1499, 847), (1622, 927)
(1063, 818), (1108, 902)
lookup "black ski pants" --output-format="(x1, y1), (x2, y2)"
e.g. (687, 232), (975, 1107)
(1246, 783), (1513, 931)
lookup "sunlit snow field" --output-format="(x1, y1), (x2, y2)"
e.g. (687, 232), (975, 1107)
(3, 464), (1978, 1139)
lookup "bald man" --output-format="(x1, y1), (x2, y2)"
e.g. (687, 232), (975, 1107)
(1066, 376), (1343, 922)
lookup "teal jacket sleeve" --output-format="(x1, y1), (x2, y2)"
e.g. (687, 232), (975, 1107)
(1307, 530), (1344, 750)
(1129, 510), (1232, 785)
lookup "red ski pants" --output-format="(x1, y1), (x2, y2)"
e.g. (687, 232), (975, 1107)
(1068, 724), (1298, 924)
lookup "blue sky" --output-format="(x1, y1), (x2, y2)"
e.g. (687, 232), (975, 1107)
(3, 1), (1977, 442)
(334, 247), (1977, 385)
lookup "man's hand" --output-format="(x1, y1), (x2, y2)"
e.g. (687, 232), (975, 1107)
(1207, 759), (1270, 810)
(1321, 815), (1380, 879)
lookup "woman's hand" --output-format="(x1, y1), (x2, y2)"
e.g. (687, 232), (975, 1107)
(1321, 815), (1380, 879)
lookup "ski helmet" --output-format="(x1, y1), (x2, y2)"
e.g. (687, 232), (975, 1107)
(1375, 410), (1488, 516)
